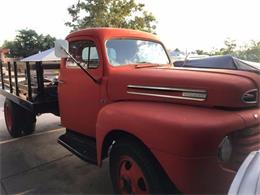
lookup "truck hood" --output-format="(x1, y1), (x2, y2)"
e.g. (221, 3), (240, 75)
(107, 66), (260, 108)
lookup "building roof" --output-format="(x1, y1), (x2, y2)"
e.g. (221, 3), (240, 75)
(21, 48), (60, 62)
(0, 48), (10, 53)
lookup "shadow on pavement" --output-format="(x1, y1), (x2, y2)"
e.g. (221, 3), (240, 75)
(0, 95), (113, 194)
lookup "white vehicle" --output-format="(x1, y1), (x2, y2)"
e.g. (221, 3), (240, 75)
(228, 150), (260, 195)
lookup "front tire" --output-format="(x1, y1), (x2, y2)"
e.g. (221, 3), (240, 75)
(4, 99), (36, 137)
(109, 138), (177, 194)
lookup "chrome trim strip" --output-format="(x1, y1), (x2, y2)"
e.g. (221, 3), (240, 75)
(241, 89), (258, 104)
(128, 84), (207, 93)
(127, 91), (206, 101)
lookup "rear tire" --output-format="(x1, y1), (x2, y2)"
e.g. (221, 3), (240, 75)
(109, 138), (178, 194)
(4, 99), (36, 138)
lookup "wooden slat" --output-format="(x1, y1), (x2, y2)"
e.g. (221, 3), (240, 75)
(31, 63), (60, 70)
(35, 61), (44, 96)
(3, 79), (37, 93)
(0, 61), (4, 90)
(26, 62), (33, 101)
(7, 62), (13, 93)
(13, 62), (19, 96)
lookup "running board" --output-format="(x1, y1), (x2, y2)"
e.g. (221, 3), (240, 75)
(58, 130), (97, 165)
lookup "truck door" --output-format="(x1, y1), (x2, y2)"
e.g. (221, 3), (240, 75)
(58, 38), (103, 137)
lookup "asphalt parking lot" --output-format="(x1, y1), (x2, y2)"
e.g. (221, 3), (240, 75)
(0, 95), (113, 194)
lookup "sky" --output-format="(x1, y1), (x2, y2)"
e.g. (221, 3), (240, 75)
(0, 0), (259, 51)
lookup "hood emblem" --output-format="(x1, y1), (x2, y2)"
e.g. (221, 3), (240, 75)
(182, 92), (207, 99)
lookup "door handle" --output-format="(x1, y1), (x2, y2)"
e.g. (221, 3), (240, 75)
(57, 79), (65, 84)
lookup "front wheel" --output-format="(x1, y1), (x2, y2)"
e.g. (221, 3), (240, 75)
(109, 138), (177, 194)
(4, 99), (36, 137)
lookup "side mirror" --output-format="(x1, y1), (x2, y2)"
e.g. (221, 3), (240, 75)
(55, 39), (69, 58)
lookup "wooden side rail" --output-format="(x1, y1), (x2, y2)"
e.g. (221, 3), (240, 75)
(0, 61), (59, 102)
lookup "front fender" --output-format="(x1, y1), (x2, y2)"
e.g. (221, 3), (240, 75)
(96, 101), (245, 165)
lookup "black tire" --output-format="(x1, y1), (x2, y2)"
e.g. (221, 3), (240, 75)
(109, 138), (178, 194)
(4, 99), (36, 138)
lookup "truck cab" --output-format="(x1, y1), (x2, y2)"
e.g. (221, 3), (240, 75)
(57, 28), (171, 137)
(2, 28), (260, 194)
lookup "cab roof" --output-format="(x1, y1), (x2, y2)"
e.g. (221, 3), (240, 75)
(66, 27), (160, 42)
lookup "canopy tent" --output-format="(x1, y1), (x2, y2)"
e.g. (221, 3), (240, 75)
(21, 48), (60, 62)
(174, 55), (260, 72)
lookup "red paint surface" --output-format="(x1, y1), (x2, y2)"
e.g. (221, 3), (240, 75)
(151, 150), (235, 194)
(58, 28), (260, 194)
(96, 102), (259, 193)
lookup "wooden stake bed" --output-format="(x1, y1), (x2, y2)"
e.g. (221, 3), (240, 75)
(0, 61), (60, 116)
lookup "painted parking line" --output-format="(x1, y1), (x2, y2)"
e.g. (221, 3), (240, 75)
(0, 128), (65, 145)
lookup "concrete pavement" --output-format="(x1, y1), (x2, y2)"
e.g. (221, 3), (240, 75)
(0, 95), (113, 194)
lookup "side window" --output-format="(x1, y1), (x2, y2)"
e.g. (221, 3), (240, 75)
(67, 40), (99, 69)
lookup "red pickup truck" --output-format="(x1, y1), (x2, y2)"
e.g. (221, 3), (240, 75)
(1, 28), (260, 194)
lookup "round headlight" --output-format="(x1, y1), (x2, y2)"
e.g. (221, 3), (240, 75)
(218, 136), (232, 162)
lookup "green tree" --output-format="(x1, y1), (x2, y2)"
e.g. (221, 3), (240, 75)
(174, 48), (180, 53)
(65, 0), (156, 33)
(195, 49), (208, 55)
(235, 41), (260, 62)
(209, 38), (237, 56)
(2, 29), (56, 58)
(207, 39), (260, 62)
(223, 38), (237, 55)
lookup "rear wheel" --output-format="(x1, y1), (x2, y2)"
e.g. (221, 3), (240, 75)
(109, 138), (177, 194)
(4, 99), (36, 137)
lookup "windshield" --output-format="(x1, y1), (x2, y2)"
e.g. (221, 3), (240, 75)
(106, 39), (170, 66)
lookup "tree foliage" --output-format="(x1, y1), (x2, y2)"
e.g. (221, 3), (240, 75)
(195, 39), (260, 62)
(1, 29), (56, 58)
(65, 0), (156, 33)
(235, 41), (260, 62)
(195, 50), (204, 55)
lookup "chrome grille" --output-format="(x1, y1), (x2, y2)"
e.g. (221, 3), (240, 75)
(226, 125), (260, 171)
